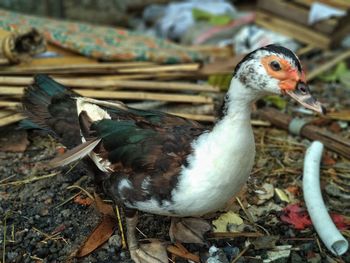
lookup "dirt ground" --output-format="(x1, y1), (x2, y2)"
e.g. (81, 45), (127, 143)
(1, 80), (350, 263)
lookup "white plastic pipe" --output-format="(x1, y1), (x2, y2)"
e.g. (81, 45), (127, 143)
(303, 141), (348, 256)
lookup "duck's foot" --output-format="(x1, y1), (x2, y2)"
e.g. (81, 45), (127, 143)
(125, 209), (168, 263)
(130, 240), (168, 263)
(169, 217), (211, 244)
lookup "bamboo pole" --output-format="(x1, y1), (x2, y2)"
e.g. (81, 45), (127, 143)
(1, 61), (154, 71)
(0, 110), (15, 118)
(0, 76), (220, 92)
(307, 49), (350, 81)
(0, 62), (198, 75)
(57, 79), (220, 92)
(167, 112), (215, 122)
(259, 107), (350, 159)
(117, 63), (200, 73)
(0, 87), (213, 103)
(0, 113), (24, 127)
(79, 90), (213, 103)
(0, 101), (20, 108)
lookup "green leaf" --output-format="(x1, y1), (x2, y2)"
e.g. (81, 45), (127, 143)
(208, 74), (232, 91)
(192, 8), (232, 25)
(263, 95), (287, 110)
(318, 62), (349, 82)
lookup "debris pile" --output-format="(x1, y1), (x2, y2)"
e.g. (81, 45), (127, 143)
(0, 1), (350, 262)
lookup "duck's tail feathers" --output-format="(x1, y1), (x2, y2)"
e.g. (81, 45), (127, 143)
(21, 74), (81, 147)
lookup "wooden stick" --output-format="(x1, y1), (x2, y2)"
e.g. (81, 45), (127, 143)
(0, 113), (24, 127)
(78, 90), (213, 103)
(208, 232), (264, 239)
(0, 76), (33, 85)
(259, 107), (350, 159)
(117, 63), (200, 73)
(2, 61), (154, 71)
(59, 79), (219, 92)
(167, 112), (215, 122)
(0, 58), (9, 65)
(0, 110), (15, 118)
(255, 11), (330, 49)
(0, 62), (198, 75)
(0, 87), (213, 103)
(0, 101), (20, 108)
(0, 76), (220, 92)
(306, 49), (350, 81)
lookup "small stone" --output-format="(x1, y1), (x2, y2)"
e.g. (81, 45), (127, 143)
(28, 217), (34, 225)
(108, 234), (122, 250)
(290, 251), (305, 263)
(60, 209), (71, 218)
(36, 247), (49, 258)
(207, 246), (229, 263)
(40, 208), (49, 216)
(222, 246), (239, 261)
(6, 251), (18, 261)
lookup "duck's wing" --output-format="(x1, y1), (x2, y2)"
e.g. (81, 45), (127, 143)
(75, 99), (206, 204)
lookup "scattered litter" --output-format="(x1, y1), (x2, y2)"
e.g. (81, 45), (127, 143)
(264, 245), (292, 263)
(233, 25), (300, 54)
(206, 245), (230, 263)
(308, 2), (346, 25)
(274, 188), (290, 203)
(255, 183), (275, 205)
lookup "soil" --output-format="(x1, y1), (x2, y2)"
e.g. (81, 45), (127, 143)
(1, 81), (350, 263)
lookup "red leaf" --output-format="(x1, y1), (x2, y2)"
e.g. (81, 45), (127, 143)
(281, 205), (350, 231)
(330, 213), (350, 230)
(322, 153), (337, 166)
(280, 204), (312, 230)
(74, 195), (93, 206)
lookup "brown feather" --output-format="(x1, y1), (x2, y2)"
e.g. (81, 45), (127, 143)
(48, 138), (101, 168)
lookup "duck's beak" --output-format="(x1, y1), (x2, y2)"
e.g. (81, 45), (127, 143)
(285, 81), (325, 114)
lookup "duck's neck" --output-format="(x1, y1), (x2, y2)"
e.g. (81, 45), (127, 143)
(172, 78), (257, 216)
(219, 77), (257, 123)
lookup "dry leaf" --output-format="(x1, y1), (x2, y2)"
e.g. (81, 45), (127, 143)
(280, 204), (312, 230)
(274, 188), (290, 203)
(252, 235), (279, 249)
(286, 185), (300, 196)
(212, 211), (243, 232)
(327, 110), (350, 121)
(56, 146), (66, 155)
(169, 218), (211, 244)
(93, 193), (115, 217)
(75, 215), (116, 257)
(167, 242), (200, 263)
(0, 129), (29, 152)
(74, 195), (93, 206)
(255, 183), (275, 204)
(322, 153), (337, 166)
(329, 122), (342, 133)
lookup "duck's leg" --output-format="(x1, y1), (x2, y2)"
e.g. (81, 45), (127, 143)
(125, 208), (168, 263)
(169, 217), (211, 244)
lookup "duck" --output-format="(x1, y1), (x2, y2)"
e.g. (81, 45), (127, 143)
(22, 44), (323, 263)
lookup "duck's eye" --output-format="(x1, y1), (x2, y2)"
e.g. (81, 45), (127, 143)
(270, 61), (281, 71)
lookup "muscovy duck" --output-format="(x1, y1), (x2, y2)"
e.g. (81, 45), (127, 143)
(23, 45), (323, 263)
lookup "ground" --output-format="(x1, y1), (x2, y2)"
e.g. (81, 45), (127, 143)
(1, 81), (350, 263)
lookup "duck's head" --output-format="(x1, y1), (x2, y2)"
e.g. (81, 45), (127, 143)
(232, 44), (324, 114)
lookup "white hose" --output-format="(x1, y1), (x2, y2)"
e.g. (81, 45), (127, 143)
(303, 141), (348, 256)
